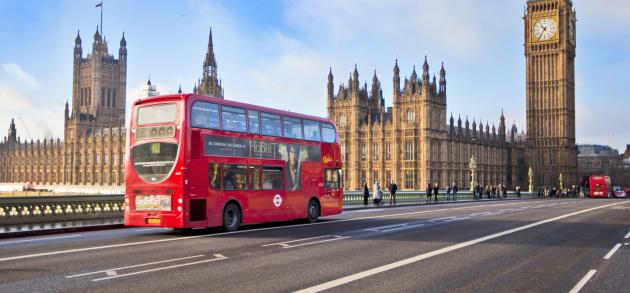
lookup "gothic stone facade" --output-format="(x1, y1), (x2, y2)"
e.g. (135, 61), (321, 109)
(0, 28), (127, 186)
(193, 28), (224, 98)
(327, 60), (527, 191)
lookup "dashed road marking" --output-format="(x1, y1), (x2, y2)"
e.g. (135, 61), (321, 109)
(603, 243), (622, 260)
(65, 255), (205, 278)
(262, 235), (349, 248)
(624, 231), (630, 239)
(568, 269), (596, 293)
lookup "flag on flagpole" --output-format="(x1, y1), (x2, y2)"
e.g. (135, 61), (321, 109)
(95, 2), (102, 7)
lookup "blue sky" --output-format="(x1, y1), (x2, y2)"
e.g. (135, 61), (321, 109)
(0, 0), (628, 151)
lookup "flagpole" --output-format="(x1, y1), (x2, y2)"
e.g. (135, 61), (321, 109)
(100, 2), (103, 35)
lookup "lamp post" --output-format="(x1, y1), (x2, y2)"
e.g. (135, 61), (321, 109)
(559, 172), (563, 190)
(528, 166), (534, 193)
(469, 156), (477, 191)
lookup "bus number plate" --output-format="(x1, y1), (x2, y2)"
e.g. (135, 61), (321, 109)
(146, 218), (161, 225)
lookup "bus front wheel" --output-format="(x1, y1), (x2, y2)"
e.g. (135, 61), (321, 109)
(222, 203), (241, 232)
(307, 199), (320, 223)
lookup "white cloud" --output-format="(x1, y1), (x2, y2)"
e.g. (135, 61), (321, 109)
(2, 63), (39, 88)
(0, 83), (63, 141)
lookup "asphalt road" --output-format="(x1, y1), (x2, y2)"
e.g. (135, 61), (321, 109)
(0, 198), (629, 293)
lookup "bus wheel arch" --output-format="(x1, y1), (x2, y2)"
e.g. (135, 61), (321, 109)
(222, 200), (242, 232)
(307, 197), (320, 223)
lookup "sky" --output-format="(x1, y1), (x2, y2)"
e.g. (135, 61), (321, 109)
(0, 0), (628, 151)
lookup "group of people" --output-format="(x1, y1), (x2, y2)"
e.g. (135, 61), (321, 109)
(425, 182), (459, 203)
(537, 185), (581, 198)
(472, 184), (514, 200)
(362, 180), (398, 206)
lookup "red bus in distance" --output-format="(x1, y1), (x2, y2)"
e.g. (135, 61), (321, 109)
(589, 175), (611, 198)
(125, 94), (343, 231)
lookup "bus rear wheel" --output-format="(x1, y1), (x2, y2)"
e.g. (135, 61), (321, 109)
(307, 199), (320, 223)
(222, 203), (241, 232)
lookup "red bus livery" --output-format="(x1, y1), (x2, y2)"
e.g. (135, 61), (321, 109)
(589, 175), (611, 198)
(125, 94), (343, 231)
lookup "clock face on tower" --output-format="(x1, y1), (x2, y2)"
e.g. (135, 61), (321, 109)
(569, 20), (575, 43)
(532, 18), (558, 42)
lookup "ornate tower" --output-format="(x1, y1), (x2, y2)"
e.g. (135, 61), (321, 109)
(524, 0), (577, 187)
(196, 28), (224, 98)
(66, 27), (127, 140)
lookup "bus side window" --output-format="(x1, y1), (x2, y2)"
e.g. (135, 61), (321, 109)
(223, 164), (249, 190)
(262, 166), (283, 190)
(209, 163), (221, 190)
(249, 166), (262, 190)
(303, 119), (321, 141)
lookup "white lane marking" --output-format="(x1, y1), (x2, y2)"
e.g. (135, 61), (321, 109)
(261, 235), (332, 247)
(294, 201), (628, 293)
(65, 255), (205, 278)
(568, 269), (597, 293)
(381, 224), (425, 233)
(624, 231), (630, 239)
(0, 234), (82, 245)
(603, 243), (622, 260)
(283, 236), (350, 248)
(105, 270), (117, 276)
(0, 200), (555, 263)
(91, 255), (228, 282)
(364, 223), (410, 232)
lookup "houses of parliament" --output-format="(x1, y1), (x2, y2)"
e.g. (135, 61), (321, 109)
(0, 27), (222, 187)
(1, 0), (577, 190)
(328, 0), (578, 190)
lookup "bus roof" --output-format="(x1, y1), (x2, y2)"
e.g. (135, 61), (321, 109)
(134, 93), (334, 125)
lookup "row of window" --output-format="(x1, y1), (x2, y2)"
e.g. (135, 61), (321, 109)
(209, 163), (284, 191)
(191, 101), (337, 143)
(208, 163), (342, 191)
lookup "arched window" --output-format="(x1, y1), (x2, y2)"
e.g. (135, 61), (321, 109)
(339, 114), (347, 128)
(407, 110), (415, 123)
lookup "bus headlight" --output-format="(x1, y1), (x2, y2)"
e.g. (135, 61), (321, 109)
(177, 206), (182, 212)
(178, 198), (183, 204)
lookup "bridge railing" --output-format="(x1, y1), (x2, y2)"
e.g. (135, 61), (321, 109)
(1, 191), (539, 225)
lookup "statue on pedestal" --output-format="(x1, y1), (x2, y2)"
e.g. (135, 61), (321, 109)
(469, 156), (477, 191)
(528, 166), (534, 193)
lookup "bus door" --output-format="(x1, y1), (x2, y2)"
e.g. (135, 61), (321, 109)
(257, 165), (286, 221)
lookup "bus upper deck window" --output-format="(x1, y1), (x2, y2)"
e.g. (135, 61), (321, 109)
(303, 120), (321, 141)
(191, 101), (220, 129)
(322, 123), (336, 143)
(261, 112), (282, 137)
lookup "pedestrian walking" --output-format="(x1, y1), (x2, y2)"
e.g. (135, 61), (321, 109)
(363, 182), (369, 206)
(516, 185), (521, 198)
(373, 181), (382, 206)
(446, 185), (451, 201)
(426, 183), (432, 203)
(389, 180), (398, 205)
(433, 183), (439, 203)
(452, 183), (458, 201)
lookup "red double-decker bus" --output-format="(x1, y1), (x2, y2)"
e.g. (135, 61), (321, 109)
(125, 94), (343, 231)
(589, 175), (611, 198)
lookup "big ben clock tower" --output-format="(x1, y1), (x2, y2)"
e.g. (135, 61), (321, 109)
(525, 0), (577, 188)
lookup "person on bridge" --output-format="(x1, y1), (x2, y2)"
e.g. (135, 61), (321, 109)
(363, 182), (369, 206)
(433, 183), (439, 203)
(453, 182), (458, 201)
(426, 183), (432, 203)
(446, 184), (451, 201)
(389, 180), (397, 205)
(373, 181), (383, 206)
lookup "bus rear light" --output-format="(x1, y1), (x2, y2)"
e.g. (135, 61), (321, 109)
(178, 198), (183, 204)
(177, 206), (183, 212)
